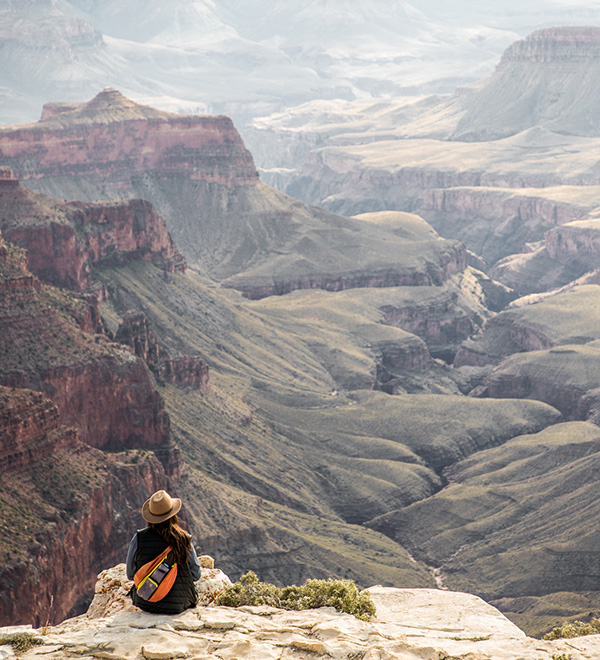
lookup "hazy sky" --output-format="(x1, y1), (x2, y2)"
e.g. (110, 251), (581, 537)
(3, 0), (600, 125)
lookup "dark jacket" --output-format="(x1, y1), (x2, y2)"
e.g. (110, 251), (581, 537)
(129, 527), (198, 614)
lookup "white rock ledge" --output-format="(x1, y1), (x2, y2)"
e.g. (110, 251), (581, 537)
(2, 566), (600, 660)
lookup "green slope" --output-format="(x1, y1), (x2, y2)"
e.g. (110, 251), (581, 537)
(368, 422), (600, 635)
(96, 259), (560, 589)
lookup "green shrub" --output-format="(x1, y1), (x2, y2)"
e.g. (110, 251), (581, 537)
(0, 632), (43, 652)
(215, 571), (376, 621)
(544, 619), (600, 640)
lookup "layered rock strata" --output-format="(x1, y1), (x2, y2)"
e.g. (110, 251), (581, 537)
(0, 93), (475, 298)
(0, 88), (258, 187)
(491, 217), (600, 294)
(115, 310), (209, 390)
(420, 186), (594, 266)
(0, 232), (184, 625)
(0, 386), (169, 626)
(471, 344), (600, 420)
(0, 232), (173, 450)
(0, 171), (185, 291)
(455, 285), (600, 368)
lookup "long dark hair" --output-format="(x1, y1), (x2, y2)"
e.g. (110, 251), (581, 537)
(149, 515), (191, 564)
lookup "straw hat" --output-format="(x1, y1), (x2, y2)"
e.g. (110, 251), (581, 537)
(142, 490), (182, 523)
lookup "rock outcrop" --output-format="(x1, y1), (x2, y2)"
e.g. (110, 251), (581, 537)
(86, 563), (231, 620)
(455, 285), (600, 368)
(115, 310), (164, 366)
(0, 385), (169, 627)
(1, 88), (258, 187)
(0, 171), (185, 291)
(115, 310), (209, 390)
(490, 217), (600, 294)
(155, 357), (209, 390)
(5, 566), (600, 660)
(420, 186), (594, 266)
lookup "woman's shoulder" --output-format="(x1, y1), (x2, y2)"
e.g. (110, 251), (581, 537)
(137, 527), (162, 541)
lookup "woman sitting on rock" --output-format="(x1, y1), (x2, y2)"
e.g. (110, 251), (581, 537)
(126, 490), (201, 614)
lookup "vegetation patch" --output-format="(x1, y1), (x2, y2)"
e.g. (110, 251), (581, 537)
(544, 618), (600, 639)
(0, 632), (43, 652)
(216, 571), (376, 621)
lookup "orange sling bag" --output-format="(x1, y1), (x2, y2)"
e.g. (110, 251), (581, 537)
(133, 545), (178, 602)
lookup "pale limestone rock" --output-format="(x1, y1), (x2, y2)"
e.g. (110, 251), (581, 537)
(87, 564), (138, 619)
(199, 555), (214, 569)
(195, 568), (232, 606)
(86, 563), (231, 618)
(7, 566), (600, 660)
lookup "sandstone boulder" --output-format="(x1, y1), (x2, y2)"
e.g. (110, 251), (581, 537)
(86, 562), (231, 619)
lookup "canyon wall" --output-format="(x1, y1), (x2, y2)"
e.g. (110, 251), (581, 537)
(0, 172), (185, 291)
(1, 88), (258, 187)
(0, 232), (182, 624)
(0, 384), (168, 626)
(489, 218), (600, 294)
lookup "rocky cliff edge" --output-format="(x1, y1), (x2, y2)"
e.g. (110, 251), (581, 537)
(2, 564), (598, 660)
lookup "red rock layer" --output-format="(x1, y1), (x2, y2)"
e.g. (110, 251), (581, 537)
(0, 386), (169, 626)
(115, 310), (209, 391)
(2, 360), (170, 451)
(1, 176), (185, 291)
(156, 357), (210, 390)
(115, 309), (163, 365)
(0, 387), (76, 472)
(0, 88), (258, 188)
(0, 236), (171, 451)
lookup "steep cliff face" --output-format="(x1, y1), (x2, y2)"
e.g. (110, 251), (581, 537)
(0, 386), (75, 473)
(1, 88), (258, 187)
(0, 384), (169, 626)
(452, 26), (600, 141)
(545, 217), (600, 262)
(155, 357), (209, 390)
(0, 233), (171, 451)
(420, 186), (592, 266)
(490, 217), (600, 294)
(0, 90), (263, 278)
(115, 310), (163, 366)
(0, 171), (185, 291)
(0, 92), (474, 297)
(0, 231), (182, 625)
(501, 26), (600, 64)
(115, 310), (209, 391)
